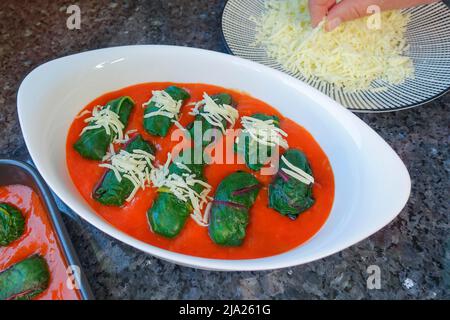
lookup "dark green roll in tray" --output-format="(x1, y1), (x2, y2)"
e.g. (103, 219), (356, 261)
(209, 171), (261, 246)
(0, 255), (50, 300)
(235, 113), (281, 171)
(93, 134), (155, 207)
(148, 192), (192, 238)
(143, 86), (190, 137)
(74, 96), (135, 161)
(0, 203), (25, 247)
(269, 149), (315, 219)
(148, 149), (206, 238)
(187, 93), (235, 147)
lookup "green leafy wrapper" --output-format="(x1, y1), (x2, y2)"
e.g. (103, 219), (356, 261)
(143, 86), (190, 137)
(209, 171), (260, 246)
(187, 93), (235, 148)
(0, 255), (50, 300)
(0, 203), (25, 247)
(235, 113), (281, 171)
(74, 96), (135, 160)
(148, 149), (206, 238)
(93, 134), (155, 207)
(269, 149), (315, 219)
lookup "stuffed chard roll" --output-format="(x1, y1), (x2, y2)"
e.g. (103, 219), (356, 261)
(0, 255), (50, 300)
(209, 171), (261, 246)
(93, 134), (155, 207)
(0, 203), (25, 247)
(143, 86), (191, 137)
(269, 149), (315, 219)
(235, 113), (289, 171)
(148, 149), (211, 238)
(188, 93), (239, 147)
(74, 96), (135, 160)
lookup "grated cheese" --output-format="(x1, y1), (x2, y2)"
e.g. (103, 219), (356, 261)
(281, 155), (314, 185)
(253, 0), (414, 91)
(80, 105), (125, 143)
(99, 149), (155, 202)
(189, 93), (239, 133)
(143, 90), (183, 120)
(102, 129), (139, 162)
(241, 116), (289, 149)
(113, 129), (139, 145)
(150, 153), (213, 227)
(102, 143), (117, 162)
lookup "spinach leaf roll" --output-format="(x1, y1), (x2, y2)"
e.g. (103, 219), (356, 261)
(148, 149), (211, 238)
(209, 171), (261, 246)
(0, 255), (50, 300)
(143, 86), (191, 137)
(188, 93), (239, 147)
(0, 203), (25, 246)
(74, 96), (135, 160)
(269, 149), (315, 219)
(235, 113), (288, 171)
(93, 134), (155, 206)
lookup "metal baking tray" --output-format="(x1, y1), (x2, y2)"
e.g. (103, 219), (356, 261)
(0, 159), (94, 300)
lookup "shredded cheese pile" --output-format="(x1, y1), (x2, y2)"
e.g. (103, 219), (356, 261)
(189, 93), (239, 133)
(114, 129), (138, 145)
(79, 105), (125, 141)
(143, 90), (185, 129)
(281, 155), (314, 185)
(150, 153), (213, 227)
(99, 148), (155, 202)
(253, 0), (414, 91)
(143, 90), (182, 118)
(240, 116), (289, 149)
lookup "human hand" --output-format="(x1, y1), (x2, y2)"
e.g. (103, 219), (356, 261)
(309, 0), (440, 30)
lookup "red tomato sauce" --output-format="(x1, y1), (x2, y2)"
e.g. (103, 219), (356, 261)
(66, 83), (335, 259)
(0, 185), (80, 300)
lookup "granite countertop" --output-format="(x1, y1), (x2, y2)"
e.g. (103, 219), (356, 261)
(0, 0), (448, 299)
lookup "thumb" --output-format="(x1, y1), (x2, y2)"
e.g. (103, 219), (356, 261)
(325, 0), (383, 31)
(309, 0), (337, 27)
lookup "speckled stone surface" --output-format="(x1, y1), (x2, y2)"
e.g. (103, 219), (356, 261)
(0, 0), (448, 300)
